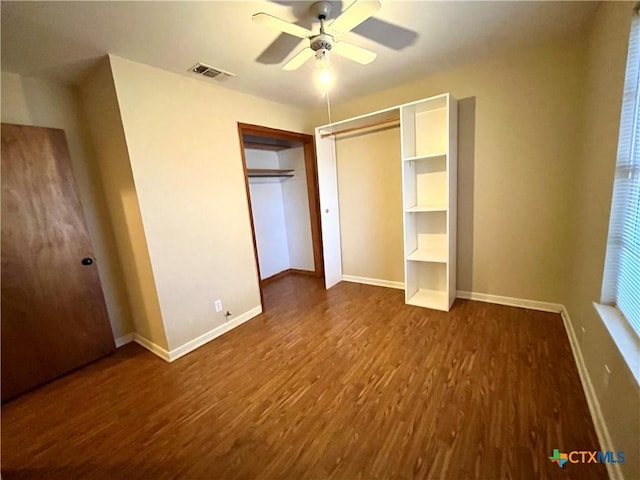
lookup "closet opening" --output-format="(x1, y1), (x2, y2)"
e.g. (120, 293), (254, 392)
(238, 123), (323, 310)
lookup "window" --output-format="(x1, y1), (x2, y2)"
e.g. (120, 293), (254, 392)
(602, 11), (640, 336)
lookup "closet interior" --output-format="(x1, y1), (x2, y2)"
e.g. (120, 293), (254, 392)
(239, 125), (322, 305)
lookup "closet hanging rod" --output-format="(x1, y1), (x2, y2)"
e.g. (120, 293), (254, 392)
(320, 118), (400, 138)
(248, 173), (294, 178)
(247, 168), (294, 178)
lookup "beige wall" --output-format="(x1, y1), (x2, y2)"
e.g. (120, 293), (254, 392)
(107, 55), (310, 350)
(278, 146), (315, 272)
(1, 71), (134, 340)
(335, 126), (404, 282)
(79, 59), (167, 348)
(567, 3), (640, 479)
(312, 35), (587, 303)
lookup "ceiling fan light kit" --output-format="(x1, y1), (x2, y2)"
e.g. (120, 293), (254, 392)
(318, 68), (332, 85)
(252, 0), (382, 75)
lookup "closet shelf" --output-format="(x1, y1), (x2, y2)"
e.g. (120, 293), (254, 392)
(405, 205), (447, 213)
(407, 289), (448, 309)
(407, 247), (448, 263)
(403, 153), (447, 162)
(247, 168), (294, 178)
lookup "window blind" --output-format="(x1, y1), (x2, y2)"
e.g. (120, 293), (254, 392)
(602, 11), (640, 336)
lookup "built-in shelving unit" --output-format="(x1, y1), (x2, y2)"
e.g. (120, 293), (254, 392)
(314, 92), (457, 311)
(401, 94), (457, 311)
(247, 168), (294, 178)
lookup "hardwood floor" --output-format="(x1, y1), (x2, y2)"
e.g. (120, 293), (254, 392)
(1, 275), (607, 479)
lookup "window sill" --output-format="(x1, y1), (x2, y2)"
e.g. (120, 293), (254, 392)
(593, 303), (640, 386)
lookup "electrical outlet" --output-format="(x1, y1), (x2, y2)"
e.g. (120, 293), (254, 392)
(603, 364), (611, 391)
(214, 299), (222, 313)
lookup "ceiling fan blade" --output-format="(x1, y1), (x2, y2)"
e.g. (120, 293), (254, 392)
(252, 13), (312, 39)
(283, 47), (314, 70)
(333, 42), (377, 64)
(352, 17), (418, 51)
(255, 33), (304, 65)
(328, 0), (381, 34)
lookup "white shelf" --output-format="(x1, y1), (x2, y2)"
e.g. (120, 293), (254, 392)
(407, 247), (447, 263)
(405, 205), (447, 213)
(407, 289), (448, 310)
(403, 153), (447, 162)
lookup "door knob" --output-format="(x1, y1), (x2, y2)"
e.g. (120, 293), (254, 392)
(325, 208), (329, 213)
(81, 257), (94, 266)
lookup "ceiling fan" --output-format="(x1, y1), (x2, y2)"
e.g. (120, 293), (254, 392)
(253, 0), (381, 71)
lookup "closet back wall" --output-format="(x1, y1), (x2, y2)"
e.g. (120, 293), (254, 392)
(247, 149), (290, 279)
(279, 147), (314, 273)
(336, 126), (404, 284)
(247, 146), (314, 280)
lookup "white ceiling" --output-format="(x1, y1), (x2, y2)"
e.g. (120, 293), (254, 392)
(2, 1), (598, 108)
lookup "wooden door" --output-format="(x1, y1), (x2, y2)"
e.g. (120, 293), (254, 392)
(1, 124), (115, 402)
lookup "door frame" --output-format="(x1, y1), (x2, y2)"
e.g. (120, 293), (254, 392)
(237, 123), (324, 307)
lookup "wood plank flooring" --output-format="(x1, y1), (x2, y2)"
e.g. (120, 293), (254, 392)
(1, 275), (607, 479)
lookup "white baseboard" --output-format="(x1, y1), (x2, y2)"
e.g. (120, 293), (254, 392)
(342, 275), (404, 290)
(131, 306), (263, 363)
(560, 307), (622, 480)
(167, 306), (262, 362)
(456, 290), (563, 313)
(338, 281), (564, 313)
(133, 333), (171, 362)
(114, 333), (134, 347)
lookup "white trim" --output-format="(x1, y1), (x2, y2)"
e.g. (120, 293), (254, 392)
(133, 333), (170, 362)
(593, 303), (640, 385)
(131, 306), (263, 363)
(560, 307), (623, 480)
(316, 93), (449, 130)
(114, 333), (134, 347)
(456, 290), (563, 313)
(342, 275), (404, 290)
(166, 306), (262, 362)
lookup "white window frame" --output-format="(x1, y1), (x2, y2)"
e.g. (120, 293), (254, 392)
(596, 9), (640, 384)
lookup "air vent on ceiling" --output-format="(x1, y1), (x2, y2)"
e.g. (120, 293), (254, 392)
(189, 63), (235, 81)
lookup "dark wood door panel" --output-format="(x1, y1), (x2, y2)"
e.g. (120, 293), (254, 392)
(1, 124), (115, 401)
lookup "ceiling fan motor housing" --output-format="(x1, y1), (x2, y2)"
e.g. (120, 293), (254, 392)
(310, 33), (333, 67)
(310, 33), (333, 52)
